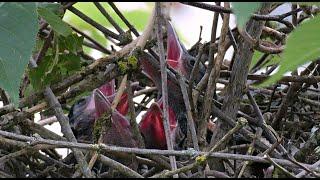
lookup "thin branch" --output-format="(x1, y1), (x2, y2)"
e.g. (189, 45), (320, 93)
(28, 29), (94, 177)
(188, 43), (204, 114)
(127, 79), (145, 148)
(177, 72), (199, 151)
(155, 2), (178, 176)
(93, 2), (125, 34)
(200, 2), (230, 148)
(70, 25), (111, 54)
(108, 2), (140, 37)
(0, 130), (315, 170)
(272, 61), (316, 129)
(99, 154), (143, 178)
(68, 6), (120, 40)
(265, 154), (296, 178)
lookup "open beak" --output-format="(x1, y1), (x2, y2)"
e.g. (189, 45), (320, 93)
(97, 79), (137, 116)
(106, 93), (129, 116)
(93, 89), (111, 118)
(98, 79), (116, 97)
(139, 99), (177, 149)
(166, 21), (183, 70)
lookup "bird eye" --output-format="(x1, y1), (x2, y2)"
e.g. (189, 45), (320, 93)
(189, 59), (196, 66)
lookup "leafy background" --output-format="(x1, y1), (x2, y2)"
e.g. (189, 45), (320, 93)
(0, 2), (319, 107)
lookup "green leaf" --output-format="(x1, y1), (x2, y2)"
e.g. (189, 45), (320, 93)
(36, 2), (64, 17)
(250, 51), (282, 70)
(250, 51), (264, 69)
(29, 53), (81, 91)
(58, 33), (84, 54)
(32, 37), (45, 54)
(257, 15), (320, 87)
(231, 2), (262, 29)
(38, 7), (72, 37)
(0, 2), (38, 106)
(294, 2), (320, 6)
(29, 56), (53, 90)
(57, 53), (81, 75)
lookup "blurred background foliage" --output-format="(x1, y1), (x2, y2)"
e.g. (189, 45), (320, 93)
(63, 2), (153, 56)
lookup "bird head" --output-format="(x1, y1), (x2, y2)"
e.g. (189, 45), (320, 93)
(139, 99), (177, 149)
(93, 89), (137, 148)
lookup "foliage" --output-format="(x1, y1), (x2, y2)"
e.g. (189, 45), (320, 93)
(0, 2), (319, 109)
(0, 2), (38, 106)
(258, 15), (320, 87)
(231, 2), (262, 29)
(63, 2), (151, 49)
(231, 2), (320, 86)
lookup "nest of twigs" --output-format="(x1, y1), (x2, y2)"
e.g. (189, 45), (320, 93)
(0, 2), (320, 178)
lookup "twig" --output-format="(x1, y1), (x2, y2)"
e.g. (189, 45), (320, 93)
(181, 2), (301, 27)
(68, 6), (119, 40)
(208, 118), (247, 154)
(151, 119), (248, 178)
(192, 7), (220, 109)
(210, 5), (272, 171)
(210, 104), (282, 158)
(0, 104), (15, 116)
(180, 2), (231, 13)
(108, 2), (140, 37)
(247, 90), (281, 146)
(272, 61), (316, 129)
(70, 25), (111, 54)
(99, 154), (143, 178)
(127, 79), (145, 148)
(0, 88), (10, 105)
(29, 28), (93, 177)
(177, 72), (199, 151)
(111, 75), (128, 111)
(238, 28), (285, 54)
(265, 154), (296, 178)
(133, 87), (157, 97)
(200, 2), (230, 148)
(36, 116), (57, 126)
(0, 170), (13, 178)
(151, 163), (197, 178)
(188, 43), (204, 114)
(155, 2), (178, 177)
(204, 170), (230, 178)
(43, 87), (93, 177)
(237, 127), (262, 178)
(0, 130), (316, 170)
(296, 159), (320, 178)
(93, 2), (125, 34)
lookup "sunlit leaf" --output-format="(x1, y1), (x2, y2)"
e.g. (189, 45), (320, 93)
(257, 15), (320, 87)
(38, 7), (73, 37)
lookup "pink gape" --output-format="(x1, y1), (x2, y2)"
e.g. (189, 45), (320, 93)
(138, 21), (188, 150)
(88, 21), (190, 150)
(98, 79), (129, 116)
(71, 77), (137, 147)
(92, 87), (136, 148)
